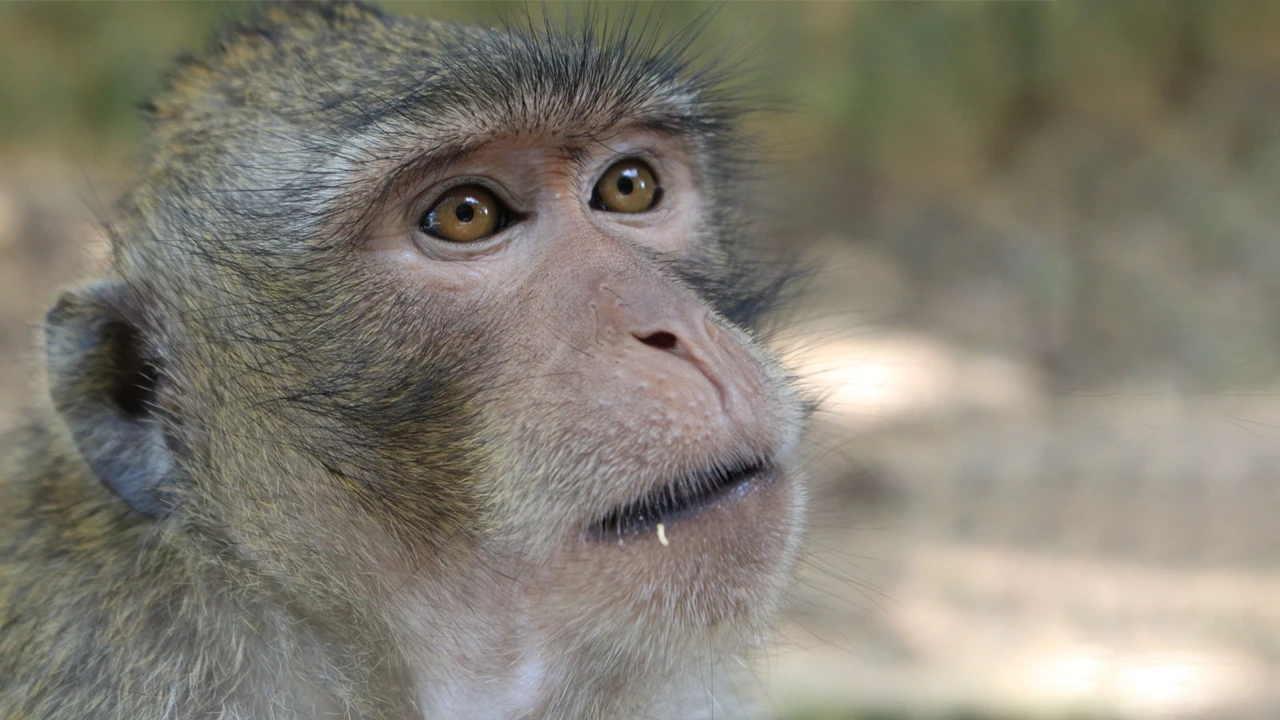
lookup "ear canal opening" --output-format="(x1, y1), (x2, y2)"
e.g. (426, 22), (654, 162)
(101, 320), (162, 421)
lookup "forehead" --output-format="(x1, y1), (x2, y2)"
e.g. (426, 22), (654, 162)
(149, 4), (727, 152)
(121, 3), (740, 269)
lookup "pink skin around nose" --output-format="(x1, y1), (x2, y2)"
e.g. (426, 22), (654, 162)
(592, 279), (768, 437)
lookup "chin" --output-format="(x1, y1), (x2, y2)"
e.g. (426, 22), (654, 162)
(537, 460), (804, 643)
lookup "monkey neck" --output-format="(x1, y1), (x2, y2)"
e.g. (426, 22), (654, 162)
(389, 553), (753, 720)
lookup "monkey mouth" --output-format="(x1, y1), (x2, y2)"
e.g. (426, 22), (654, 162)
(591, 457), (773, 537)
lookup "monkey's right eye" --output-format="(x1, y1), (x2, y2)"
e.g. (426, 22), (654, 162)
(419, 185), (511, 243)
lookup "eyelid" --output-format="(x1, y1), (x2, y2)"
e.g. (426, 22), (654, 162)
(415, 175), (524, 219)
(587, 150), (665, 195)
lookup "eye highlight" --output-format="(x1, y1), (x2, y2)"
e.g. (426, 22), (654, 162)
(592, 159), (661, 214)
(420, 185), (510, 243)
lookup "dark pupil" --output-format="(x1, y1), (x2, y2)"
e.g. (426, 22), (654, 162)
(455, 203), (475, 223)
(616, 175), (635, 196)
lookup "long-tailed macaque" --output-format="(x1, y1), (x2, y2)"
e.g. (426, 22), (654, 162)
(0, 3), (808, 718)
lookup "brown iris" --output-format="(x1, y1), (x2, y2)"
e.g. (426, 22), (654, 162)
(592, 159), (660, 213)
(420, 185), (506, 243)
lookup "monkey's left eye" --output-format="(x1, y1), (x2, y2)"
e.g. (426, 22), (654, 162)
(591, 159), (661, 214)
(420, 185), (512, 243)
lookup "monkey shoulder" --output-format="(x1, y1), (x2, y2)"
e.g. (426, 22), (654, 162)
(0, 421), (187, 717)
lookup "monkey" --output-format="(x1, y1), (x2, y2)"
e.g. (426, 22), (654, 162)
(0, 3), (809, 718)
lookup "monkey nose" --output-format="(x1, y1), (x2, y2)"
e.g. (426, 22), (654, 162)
(597, 281), (699, 360)
(604, 289), (745, 417)
(627, 313), (756, 425)
(624, 310), (720, 371)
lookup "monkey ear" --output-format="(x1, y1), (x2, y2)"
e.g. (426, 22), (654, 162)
(45, 281), (177, 518)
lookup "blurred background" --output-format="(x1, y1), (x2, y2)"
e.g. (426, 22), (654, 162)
(2, 2), (1279, 718)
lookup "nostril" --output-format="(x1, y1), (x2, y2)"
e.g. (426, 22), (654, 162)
(635, 330), (679, 351)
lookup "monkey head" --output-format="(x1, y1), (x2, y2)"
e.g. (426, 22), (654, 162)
(43, 2), (808, 708)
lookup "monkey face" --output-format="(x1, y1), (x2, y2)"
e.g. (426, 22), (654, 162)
(46, 8), (809, 694)
(361, 127), (807, 637)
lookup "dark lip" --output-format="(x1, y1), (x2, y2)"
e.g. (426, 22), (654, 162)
(590, 457), (773, 537)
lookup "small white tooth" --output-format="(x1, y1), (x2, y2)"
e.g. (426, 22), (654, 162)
(656, 522), (669, 547)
